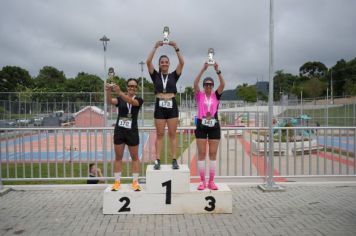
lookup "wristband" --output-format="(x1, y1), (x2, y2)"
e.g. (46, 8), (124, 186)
(175, 48), (180, 52)
(216, 70), (221, 75)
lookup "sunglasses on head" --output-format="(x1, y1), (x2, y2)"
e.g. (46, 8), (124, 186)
(127, 85), (137, 88)
(203, 83), (214, 87)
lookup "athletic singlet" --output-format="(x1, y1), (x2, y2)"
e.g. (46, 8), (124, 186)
(149, 69), (180, 94)
(115, 96), (143, 130)
(195, 90), (222, 120)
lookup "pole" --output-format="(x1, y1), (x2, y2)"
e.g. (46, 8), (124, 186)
(258, 0), (284, 192)
(139, 61), (145, 126)
(330, 69), (334, 104)
(100, 35), (110, 127)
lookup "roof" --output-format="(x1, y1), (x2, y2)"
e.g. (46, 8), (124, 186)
(74, 106), (105, 117)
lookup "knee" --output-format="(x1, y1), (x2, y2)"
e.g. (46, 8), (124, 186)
(156, 132), (165, 139)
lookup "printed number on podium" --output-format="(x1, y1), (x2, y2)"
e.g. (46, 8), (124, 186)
(204, 196), (216, 212)
(162, 180), (172, 204)
(118, 197), (131, 212)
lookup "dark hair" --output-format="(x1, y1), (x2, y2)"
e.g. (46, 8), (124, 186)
(158, 55), (170, 72)
(89, 163), (95, 171)
(203, 77), (214, 85)
(127, 78), (138, 85)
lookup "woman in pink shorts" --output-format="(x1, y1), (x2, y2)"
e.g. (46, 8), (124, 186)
(193, 62), (225, 190)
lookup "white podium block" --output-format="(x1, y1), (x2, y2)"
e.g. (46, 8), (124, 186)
(146, 164), (190, 193)
(103, 183), (232, 214)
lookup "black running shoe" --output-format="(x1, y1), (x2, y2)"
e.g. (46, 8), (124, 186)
(172, 159), (179, 169)
(154, 159), (161, 170)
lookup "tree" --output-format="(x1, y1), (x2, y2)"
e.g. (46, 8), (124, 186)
(0, 66), (33, 92)
(236, 83), (257, 102)
(34, 66), (66, 91)
(299, 61), (327, 79)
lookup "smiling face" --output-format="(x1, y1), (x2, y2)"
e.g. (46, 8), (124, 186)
(159, 56), (170, 74)
(127, 79), (138, 96)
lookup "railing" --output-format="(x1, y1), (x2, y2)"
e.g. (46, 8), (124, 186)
(0, 126), (355, 183)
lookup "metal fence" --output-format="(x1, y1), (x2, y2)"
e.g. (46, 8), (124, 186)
(1, 126), (355, 183)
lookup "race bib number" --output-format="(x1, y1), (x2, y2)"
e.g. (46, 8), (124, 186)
(118, 118), (132, 129)
(159, 99), (173, 108)
(202, 118), (216, 127)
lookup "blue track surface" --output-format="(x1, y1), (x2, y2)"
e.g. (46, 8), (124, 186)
(317, 136), (355, 153)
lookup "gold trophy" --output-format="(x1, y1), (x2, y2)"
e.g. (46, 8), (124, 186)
(107, 67), (115, 86)
(207, 48), (215, 65)
(163, 26), (170, 44)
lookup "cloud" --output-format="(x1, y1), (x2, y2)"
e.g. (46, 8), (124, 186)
(1, 0), (355, 89)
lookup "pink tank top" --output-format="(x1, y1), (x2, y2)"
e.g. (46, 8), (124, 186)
(195, 90), (220, 120)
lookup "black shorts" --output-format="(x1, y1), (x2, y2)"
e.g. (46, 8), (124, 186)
(154, 97), (179, 119)
(195, 125), (221, 140)
(114, 129), (139, 146)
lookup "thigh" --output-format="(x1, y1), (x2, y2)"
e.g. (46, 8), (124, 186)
(196, 138), (207, 159)
(167, 118), (178, 135)
(114, 143), (125, 160)
(208, 139), (220, 154)
(155, 119), (167, 136)
(127, 145), (139, 160)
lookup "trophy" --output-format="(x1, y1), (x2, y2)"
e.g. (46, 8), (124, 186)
(207, 48), (215, 65)
(163, 26), (170, 44)
(107, 67), (115, 86)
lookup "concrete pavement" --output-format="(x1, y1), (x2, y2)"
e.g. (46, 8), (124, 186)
(1, 182), (356, 235)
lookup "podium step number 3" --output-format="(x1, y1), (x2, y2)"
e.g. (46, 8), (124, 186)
(103, 165), (232, 214)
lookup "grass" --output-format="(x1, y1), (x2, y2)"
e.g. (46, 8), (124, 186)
(280, 104), (355, 126)
(1, 132), (195, 185)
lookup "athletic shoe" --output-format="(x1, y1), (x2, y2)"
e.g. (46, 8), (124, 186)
(208, 181), (218, 190)
(154, 159), (161, 170)
(172, 159), (179, 169)
(197, 181), (206, 190)
(111, 180), (121, 191)
(131, 180), (142, 191)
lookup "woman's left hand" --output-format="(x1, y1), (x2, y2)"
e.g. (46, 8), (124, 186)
(169, 41), (177, 48)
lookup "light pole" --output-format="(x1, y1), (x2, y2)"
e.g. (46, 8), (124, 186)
(139, 61), (145, 126)
(258, 0), (284, 192)
(100, 35), (110, 127)
(330, 69), (334, 104)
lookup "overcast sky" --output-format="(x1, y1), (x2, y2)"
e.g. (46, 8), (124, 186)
(1, 0), (356, 90)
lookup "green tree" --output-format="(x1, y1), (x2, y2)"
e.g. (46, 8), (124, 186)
(0, 66), (33, 93)
(34, 66), (66, 90)
(236, 83), (256, 102)
(299, 61), (327, 79)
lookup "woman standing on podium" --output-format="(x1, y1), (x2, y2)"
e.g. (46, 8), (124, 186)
(105, 79), (144, 191)
(194, 62), (225, 190)
(146, 40), (184, 170)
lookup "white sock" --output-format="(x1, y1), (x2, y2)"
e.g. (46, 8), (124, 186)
(114, 172), (121, 181)
(133, 173), (139, 182)
(198, 160), (206, 182)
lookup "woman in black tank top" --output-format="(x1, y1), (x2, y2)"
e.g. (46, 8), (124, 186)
(146, 40), (184, 170)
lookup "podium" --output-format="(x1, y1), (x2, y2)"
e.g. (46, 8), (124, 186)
(103, 165), (232, 214)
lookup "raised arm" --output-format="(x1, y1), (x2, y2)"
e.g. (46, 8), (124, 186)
(214, 63), (225, 95)
(146, 41), (163, 75)
(112, 84), (140, 107)
(169, 41), (184, 76)
(105, 84), (118, 105)
(194, 63), (209, 93)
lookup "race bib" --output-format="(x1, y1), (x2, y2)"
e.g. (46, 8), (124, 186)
(159, 99), (173, 108)
(201, 118), (216, 127)
(118, 118), (132, 129)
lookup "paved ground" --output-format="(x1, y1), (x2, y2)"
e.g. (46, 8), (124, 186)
(1, 182), (356, 236)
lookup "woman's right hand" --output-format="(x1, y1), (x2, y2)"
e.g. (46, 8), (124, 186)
(202, 62), (209, 71)
(105, 84), (112, 91)
(155, 41), (163, 49)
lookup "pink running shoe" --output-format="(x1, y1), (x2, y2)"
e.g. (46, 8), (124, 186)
(208, 181), (218, 190)
(197, 182), (206, 190)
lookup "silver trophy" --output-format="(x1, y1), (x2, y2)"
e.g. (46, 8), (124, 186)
(163, 26), (170, 44)
(207, 48), (215, 65)
(107, 67), (115, 86)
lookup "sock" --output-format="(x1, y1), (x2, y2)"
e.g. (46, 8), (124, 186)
(133, 173), (139, 182)
(114, 172), (121, 181)
(198, 160), (206, 183)
(209, 160), (216, 183)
